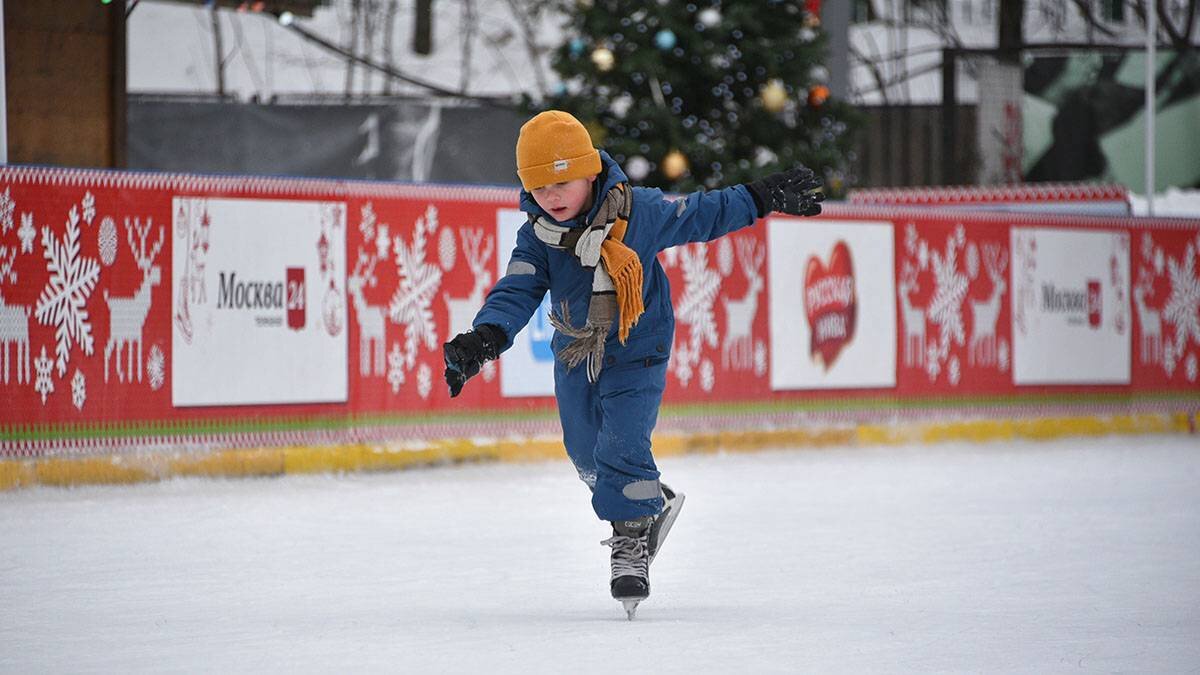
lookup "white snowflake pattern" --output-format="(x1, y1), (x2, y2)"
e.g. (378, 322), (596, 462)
(699, 359), (715, 392)
(147, 344), (165, 391)
(35, 204), (100, 377)
(389, 206), (443, 375)
(925, 342), (941, 381)
(923, 236), (968, 381)
(716, 237), (734, 277)
(386, 341), (405, 393)
(0, 245), (14, 283)
(1162, 243), (1200, 357)
(0, 188), (13, 234)
(98, 216), (118, 266)
(417, 363), (432, 399)
(438, 226), (457, 272)
(481, 359), (496, 382)
(375, 224), (390, 260)
(18, 213), (35, 254)
(672, 340), (698, 387)
(34, 345), (54, 404)
(948, 355), (961, 385)
(904, 222), (919, 256)
(671, 243), (721, 386)
(753, 339), (767, 377)
(82, 191), (96, 225)
(965, 242), (980, 280)
(1187, 353), (1198, 383)
(71, 368), (86, 410)
(998, 339), (1010, 372)
(359, 203), (377, 241)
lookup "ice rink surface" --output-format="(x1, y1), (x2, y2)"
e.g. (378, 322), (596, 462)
(3, 434), (1198, 674)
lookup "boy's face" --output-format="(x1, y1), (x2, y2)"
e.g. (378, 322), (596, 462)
(530, 176), (596, 223)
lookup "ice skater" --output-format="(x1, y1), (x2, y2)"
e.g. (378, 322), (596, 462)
(443, 110), (824, 618)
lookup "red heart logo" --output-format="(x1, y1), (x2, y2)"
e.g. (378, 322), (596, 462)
(803, 241), (857, 370)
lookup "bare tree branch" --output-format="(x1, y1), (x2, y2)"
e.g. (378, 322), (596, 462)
(460, 0), (476, 94)
(1067, 0), (1119, 38)
(501, 0), (550, 98)
(852, 33), (892, 105)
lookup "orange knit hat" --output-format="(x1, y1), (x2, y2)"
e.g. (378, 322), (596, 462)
(515, 111), (601, 191)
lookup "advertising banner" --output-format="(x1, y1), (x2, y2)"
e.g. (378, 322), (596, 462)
(495, 209), (555, 398)
(1011, 227), (1131, 384)
(894, 220), (1015, 393)
(0, 165), (1196, 459)
(171, 197), (348, 406)
(768, 218), (896, 390)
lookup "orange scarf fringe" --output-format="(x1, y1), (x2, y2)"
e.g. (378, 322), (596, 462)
(600, 213), (644, 343)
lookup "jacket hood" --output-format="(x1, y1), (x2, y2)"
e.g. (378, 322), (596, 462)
(519, 150), (629, 227)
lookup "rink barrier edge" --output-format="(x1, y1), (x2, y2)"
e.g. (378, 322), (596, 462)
(1, 412), (1195, 491)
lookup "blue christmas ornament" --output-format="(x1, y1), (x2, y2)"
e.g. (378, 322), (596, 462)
(654, 29), (677, 51)
(569, 38), (586, 56)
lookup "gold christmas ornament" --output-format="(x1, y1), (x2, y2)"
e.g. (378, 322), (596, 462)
(759, 79), (788, 113)
(591, 47), (615, 72)
(662, 150), (689, 180)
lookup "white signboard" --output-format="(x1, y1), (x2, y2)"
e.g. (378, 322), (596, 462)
(496, 209), (556, 397)
(1011, 227), (1130, 384)
(172, 197), (348, 406)
(768, 218), (896, 390)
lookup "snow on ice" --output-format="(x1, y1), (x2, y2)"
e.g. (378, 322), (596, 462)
(2, 435), (1198, 672)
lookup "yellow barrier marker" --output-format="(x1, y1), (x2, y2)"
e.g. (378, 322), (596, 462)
(1, 412), (1194, 491)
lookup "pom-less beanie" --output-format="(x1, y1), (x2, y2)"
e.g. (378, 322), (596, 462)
(516, 110), (602, 191)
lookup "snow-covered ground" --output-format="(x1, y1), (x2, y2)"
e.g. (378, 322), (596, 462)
(2, 435), (1198, 673)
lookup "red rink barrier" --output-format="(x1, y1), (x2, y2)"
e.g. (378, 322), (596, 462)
(0, 167), (1197, 458)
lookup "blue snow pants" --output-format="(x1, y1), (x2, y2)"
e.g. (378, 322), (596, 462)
(554, 356), (668, 523)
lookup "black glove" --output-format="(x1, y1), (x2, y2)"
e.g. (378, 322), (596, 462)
(443, 324), (505, 398)
(744, 165), (826, 217)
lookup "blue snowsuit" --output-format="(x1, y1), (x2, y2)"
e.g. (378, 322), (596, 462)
(474, 151), (760, 522)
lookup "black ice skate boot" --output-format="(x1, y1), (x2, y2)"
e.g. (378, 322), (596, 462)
(648, 483), (685, 564)
(603, 515), (652, 620)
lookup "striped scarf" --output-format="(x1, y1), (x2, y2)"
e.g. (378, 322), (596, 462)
(532, 182), (644, 383)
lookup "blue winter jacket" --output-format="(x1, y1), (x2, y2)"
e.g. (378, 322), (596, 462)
(474, 151), (760, 369)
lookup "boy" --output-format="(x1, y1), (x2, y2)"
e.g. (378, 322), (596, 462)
(443, 110), (823, 618)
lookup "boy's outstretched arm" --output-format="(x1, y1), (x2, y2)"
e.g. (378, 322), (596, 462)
(442, 226), (550, 398)
(650, 164), (826, 251)
(443, 323), (505, 398)
(743, 165), (826, 218)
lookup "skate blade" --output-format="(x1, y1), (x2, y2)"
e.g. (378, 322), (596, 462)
(621, 599), (641, 620)
(649, 491), (685, 564)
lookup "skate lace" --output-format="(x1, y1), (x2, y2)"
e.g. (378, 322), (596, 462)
(601, 533), (649, 580)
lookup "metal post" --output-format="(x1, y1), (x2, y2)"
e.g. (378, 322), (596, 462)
(1144, 7), (1156, 216)
(942, 48), (957, 185)
(211, 2), (225, 97)
(822, 0), (850, 100)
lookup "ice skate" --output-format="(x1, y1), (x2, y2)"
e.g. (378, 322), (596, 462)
(621, 598), (641, 621)
(603, 516), (652, 619)
(648, 483), (685, 564)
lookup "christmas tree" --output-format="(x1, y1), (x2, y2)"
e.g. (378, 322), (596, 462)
(539, 0), (858, 195)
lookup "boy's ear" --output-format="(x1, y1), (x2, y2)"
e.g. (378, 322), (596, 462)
(588, 174), (598, 185)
